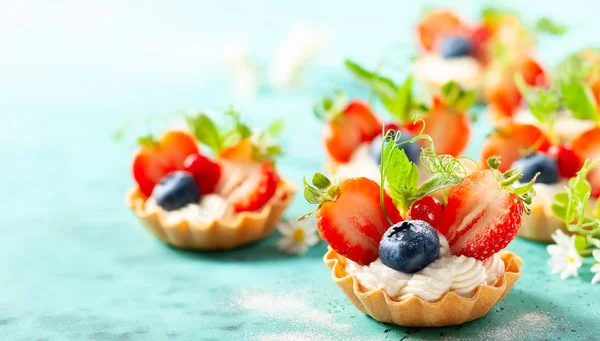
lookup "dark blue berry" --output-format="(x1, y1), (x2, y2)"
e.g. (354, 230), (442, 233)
(152, 171), (201, 211)
(439, 36), (473, 59)
(370, 131), (420, 165)
(379, 220), (440, 273)
(512, 153), (559, 184)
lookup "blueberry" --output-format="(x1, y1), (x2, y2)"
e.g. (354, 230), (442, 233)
(379, 220), (440, 273)
(152, 171), (201, 211)
(370, 131), (420, 165)
(439, 36), (473, 59)
(512, 153), (559, 184)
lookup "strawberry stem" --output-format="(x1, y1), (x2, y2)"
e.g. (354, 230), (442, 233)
(137, 134), (158, 148)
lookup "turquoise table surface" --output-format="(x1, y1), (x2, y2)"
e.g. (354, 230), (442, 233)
(2, 1), (600, 340)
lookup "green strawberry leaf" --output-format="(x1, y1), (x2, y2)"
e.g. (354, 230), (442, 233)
(561, 81), (599, 122)
(345, 59), (398, 99)
(535, 17), (568, 35)
(313, 90), (348, 122)
(514, 73), (561, 127)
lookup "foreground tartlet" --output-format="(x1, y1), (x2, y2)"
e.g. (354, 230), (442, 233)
(126, 110), (295, 250)
(325, 248), (522, 327)
(301, 131), (534, 327)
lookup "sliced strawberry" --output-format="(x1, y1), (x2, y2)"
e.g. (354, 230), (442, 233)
(442, 169), (524, 260)
(324, 100), (381, 163)
(404, 97), (470, 157)
(518, 57), (547, 87)
(219, 138), (254, 162)
(226, 162), (279, 212)
(481, 123), (551, 172)
(572, 127), (600, 197)
(469, 25), (492, 63)
(183, 152), (221, 194)
(547, 145), (583, 179)
(315, 177), (403, 265)
(417, 10), (470, 51)
(484, 66), (522, 118)
(132, 131), (199, 197)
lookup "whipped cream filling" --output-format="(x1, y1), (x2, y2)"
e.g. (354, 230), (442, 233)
(345, 234), (505, 301)
(413, 54), (483, 90)
(144, 194), (233, 226)
(333, 144), (381, 183)
(524, 180), (568, 216)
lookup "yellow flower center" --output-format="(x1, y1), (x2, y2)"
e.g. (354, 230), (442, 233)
(293, 228), (305, 243)
(567, 255), (576, 264)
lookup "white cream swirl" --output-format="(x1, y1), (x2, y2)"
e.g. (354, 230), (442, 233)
(345, 234), (505, 301)
(144, 194), (233, 226)
(413, 54), (483, 90)
(333, 144), (381, 183)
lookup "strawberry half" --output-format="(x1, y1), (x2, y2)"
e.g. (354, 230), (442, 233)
(226, 161), (280, 212)
(321, 98), (382, 163)
(183, 152), (221, 194)
(417, 10), (470, 51)
(441, 158), (534, 260)
(132, 130), (199, 197)
(572, 127), (600, 198)
(302, 175), (402, 265)
(405, 96), (471, 157)
(481, 123), (551, 172)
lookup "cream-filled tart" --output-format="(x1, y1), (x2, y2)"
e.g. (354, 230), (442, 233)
(126, 111), (295, 250)
(300, 131), (531, 327)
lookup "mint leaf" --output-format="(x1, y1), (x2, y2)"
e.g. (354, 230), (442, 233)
(574, 234), (588, 253)
(481, 7), (514, 23)
(186, 114), (223, 154)
(440, 81), (476, 113)
(515, 73), (560, 126)
(345, 59), (423, 123)
(382, 140), (419, 213)
(345, 59), (398, 99)
(561, 82), (599, 122)
(313, 90), (347, 122)
(535, 17), (568, 35)
(266, 119), (285, 136)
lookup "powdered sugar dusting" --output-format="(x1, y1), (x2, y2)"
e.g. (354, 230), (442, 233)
(257, 332), (375, 341)
(236, 290), (351, 332)
(442, 312), (553, 341)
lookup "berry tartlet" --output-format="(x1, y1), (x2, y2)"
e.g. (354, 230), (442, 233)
(480, 122), (600, 242)
(415, 9), (536, 98)
(125, 110), (296, 250)
(507, 49), (600, 142)
(300, 132), (530, 327)
(316, 76), (474, 184)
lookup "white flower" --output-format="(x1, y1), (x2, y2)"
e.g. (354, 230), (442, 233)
(277, 217), (320, 255)
(546, 230), (583, 280)
(591, 250), (600, 284)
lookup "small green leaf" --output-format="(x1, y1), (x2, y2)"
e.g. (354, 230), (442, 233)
(481, 7), (514, 23)
(312, 173), (332, 189)
(186, 114), (223, 154)
(573, 234), (588, 252)
(440, 81), (476, 113)
(345, 59), (398, 99)
(535, 17), (568, 35)
(266, 119), (285, 136)
(137, 134), (157, 147)
(561, 82), (599, 122)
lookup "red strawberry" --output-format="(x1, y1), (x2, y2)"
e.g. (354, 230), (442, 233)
(469, 25), (492, 63)
(518, 57), (547, 87)
(417, 10), (470, 51)
(409, 196), (445, 231)
(305, 176), (402, 265)
(219, 138), (254, 162)
(442, 169), (524, 260)
(324, 100), (382, 163)
(485, 66), (522, 118)
(481, 123), (551, 172)
(547, 145), (583, 179)
(405, 97), (471, 157)
(183, 152), (221, 194)
(572, 127), (600, 198)
(227, 161), (280, 212)
(132, 131), (199, 197)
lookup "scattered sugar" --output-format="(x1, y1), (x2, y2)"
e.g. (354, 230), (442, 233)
(236, 290), (352, 332)
(442, 312), (553, 341)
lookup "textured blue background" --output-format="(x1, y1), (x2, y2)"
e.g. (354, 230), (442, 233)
(1, 1), (599, 340)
